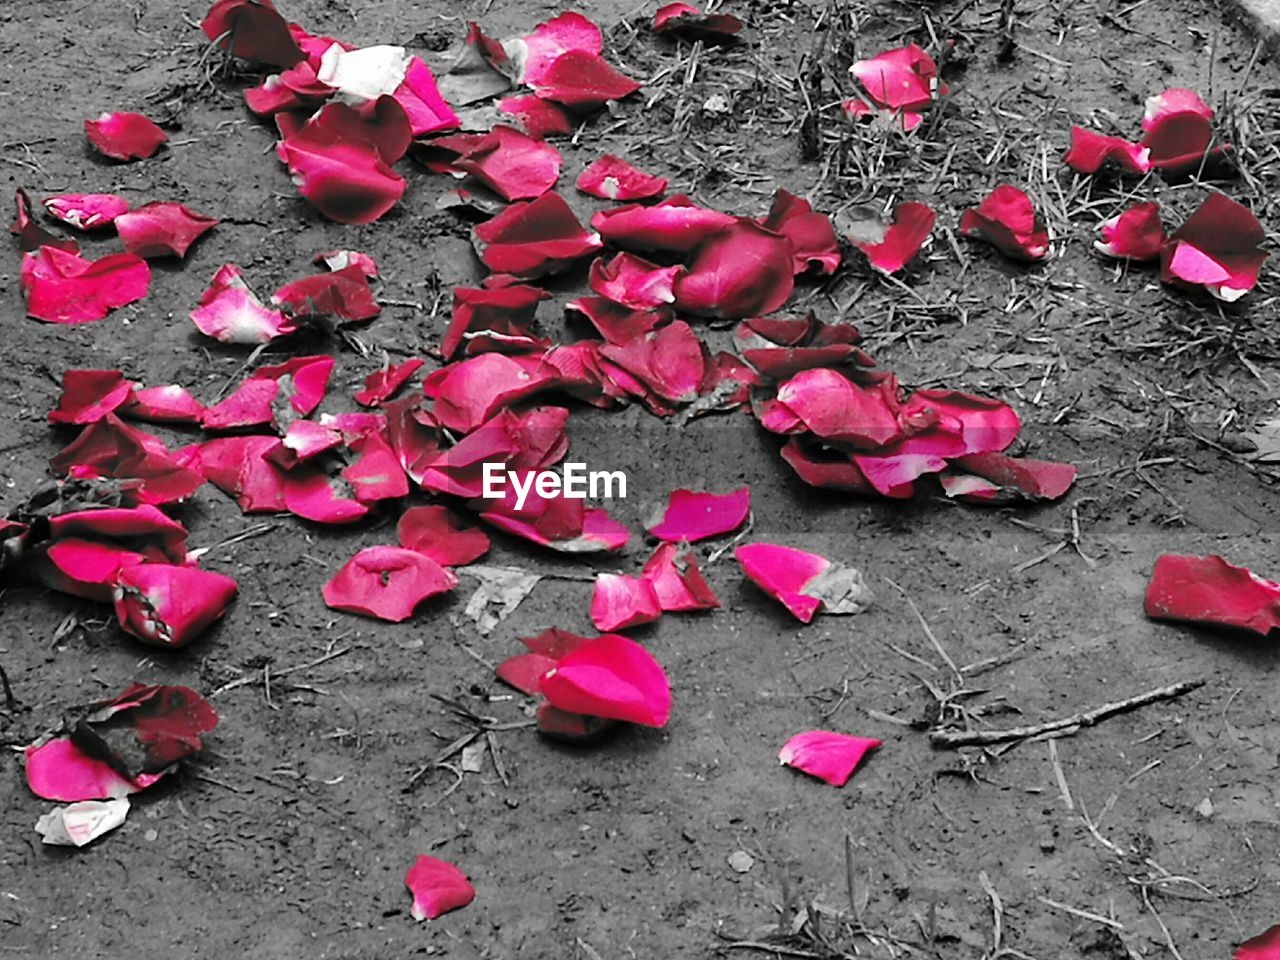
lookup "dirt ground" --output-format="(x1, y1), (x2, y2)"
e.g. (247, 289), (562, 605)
(1, 0), (1279, 957)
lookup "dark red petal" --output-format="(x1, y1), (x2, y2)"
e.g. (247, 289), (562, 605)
(202, 0), (305, 67)
(1062, 125), (1150, 174)
(397, 505), (490, 566)
(114, 202), (219, 259)
(958, 185), (1049, 261)
(1145, 554), (1280, 636)
(759, 190), (841, 275)
(1095, 201), (1165, 261)
(112, 563), (238, 647)
(673, 220), (795, 319)
(591, 194), (735, 254)
(48, 369), (137, 425)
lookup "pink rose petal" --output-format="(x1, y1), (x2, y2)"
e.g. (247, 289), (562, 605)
(779, 730), (881, 786)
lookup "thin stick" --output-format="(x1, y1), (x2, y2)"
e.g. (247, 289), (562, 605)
(1048, 738), (1074, 810)
(930, 680), (1204, 747)
(1036, 896), (1124, 931)
(885, 578), (962, 684)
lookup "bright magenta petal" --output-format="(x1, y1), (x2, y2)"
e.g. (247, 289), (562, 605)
(84, 112), (167, 161)
(591, 194), (734, 253)
(647, 486), (749, 542)
(191, 263), (295, 343)
(590, 574), (663, 631)
(1062, 125), (1150, 174)
(854, 200), (936, 274)
(322, 546), (458, 622)
(589, 252), (683, 309)
(21, 248), (150, 324)
(735, 542), (828, 622)
(42, 193), (130, 230)
(1237, 925), (1280, 960)
(1159, 193), (1266, 301)
(641, 542), (720, 611)
(112, 563), (238, 647)
(540, 634), (671, 726)
(25, 738), (159, 802)
(398, 505), (490, 566)
(779, 730), (881, 786)
(405, 854), (476, 921)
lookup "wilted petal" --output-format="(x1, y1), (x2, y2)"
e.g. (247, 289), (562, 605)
(1160, 192), (1266, 301)
(84, 112), (167, 161)
(779, 730), (881, 786)
(736, 542), (870, 622)
(1062, 125), (1150, 174)
(518, 11), (603, 85)
(354, 357), (424, 406)
(115, 202), (219, 259)
(10, 189), (78, 253)
(852, 200), (936, 274)
(949, 451), (1076, 502)
(48, 369), (137, 425)
(1095, 201), (1165, 260)
(112, 563), (238, 647)
(576, 154), (668, 200)
(272, 263), (380, 321)
(1144, 554), (1280, 636)
(35, 797), (130, 847)
(279, 134), (405, 225)
(191, 263), (295, 343)
(322, 545), (458, 621)
(202, 0), (304, 67)
(1142, 87), (1213, 130)
(316, 43), (409, 100)
(394, 57), (461, 135)
(444, 279), (550, 360)
(590, 574), (662, 631)
(600, 321), (706, 404)
(641, 542), (720, 611)
(71, 683), (218, 777)
(405, 854), (476, 920)
(646, 486), (749, 542)
(540, 633), (671, 726)
(42, 192), (130, 230)
(958, 185), (1049, 261)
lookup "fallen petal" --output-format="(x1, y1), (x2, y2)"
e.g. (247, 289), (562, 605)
(84, 112), (167, 161)
(405, 854), (476, 920)
(540, 633), (671, 726)
(35, 797), (130, 847)
(576, 154), (668, 201)
(21, 247), (150, 324)
(322, 545), (458, 621)
(112, 563), (238, 647)
(115, 201), (219, 259)
(398, 505), (490, 566)
(590, 573), (663, 631)
(1095, 201), (1165, 261)
(779, 730), (881, 786)
(646, 486), (749, 542)
(42, 193), (130, 231)
(1144, 554), (1280, 636)
(958, 185), (1049, 261)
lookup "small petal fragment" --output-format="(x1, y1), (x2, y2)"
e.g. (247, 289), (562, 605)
(852, 200), (936, 274)
(43, 193), (130, 230)
(590, 574), (662, 631)
(576, 155), (668, 200)
(191, 263), (295, 343)
(779, 730), (881, 786)
(112, 563), (238, 647)
(35, 797), (130, 847)
(405, 854), (476, 921)
(1062, 125), (1150, 174)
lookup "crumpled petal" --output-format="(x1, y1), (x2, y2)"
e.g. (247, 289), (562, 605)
(114, 201), (219, 259)
(191, 263), (295, 343)
(202, 0), (305, 67)
(735, 542), (872, 623)
(1159, 192), (1266, 301)
(394, 57), (461, 136)
(1062, 125), (1150, 174)
(35, 797), (130, 847)
(641, 542), (720, 610)
(405, 854), (476, 921)
(272, 262), (380, 321)
(322, 545), (458, 622)
(646, 486), (749, 542)
(1095, 201), (1165, 261)
(84, 112), (167, 161)
(851, 200), (936, 274)
(431, 125), (561, 201)
(24, 738), (162, 802)
(112, 563), (237, 647)
(759, 190), (841, 275)
(279, 132), (405, 225)
(600, 320), (706, 404)
(10, 188), (78, 253)
(590, 573), (663, 631)
(1144, 554), (1280, 636)
(576, 154), (668, 200)
(48, 369), (137, 425)
(958, 185), (1049, 261)
(21, 247), (150, 324)
(779, 730), (881, 786)
(422, 353), (557, 433)
(540, 633), (671, 726)
(1142, 87), (1213, 130)
(497, 94), (574, 139)
(42, 193), (129, 232)
(673, 219), (795, 319)
(354, 357), (424, 406)
(71, 683), (218, 778)
(589, 252), (683, 309)
(444, 278), (550, 360)
(316, 43), (409, 100)
(945, 451), (1076, 502)
(653, 2), (744, 41)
